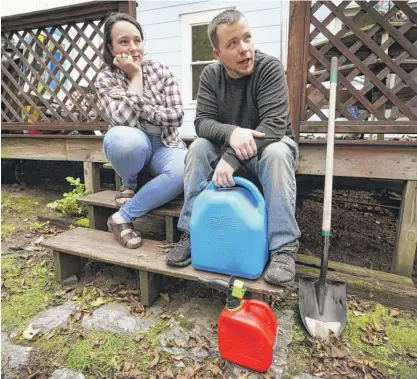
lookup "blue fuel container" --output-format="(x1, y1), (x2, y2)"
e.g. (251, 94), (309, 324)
(190, 177), (268, 279)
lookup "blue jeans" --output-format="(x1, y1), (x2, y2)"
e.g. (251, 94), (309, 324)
(103, 126), (187, 223)
(177, 136), (301, 254)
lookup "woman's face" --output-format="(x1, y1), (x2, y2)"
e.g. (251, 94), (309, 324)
(109, 20), (144, 63)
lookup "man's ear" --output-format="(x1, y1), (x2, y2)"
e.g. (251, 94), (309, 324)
(213, 47), (220, 61)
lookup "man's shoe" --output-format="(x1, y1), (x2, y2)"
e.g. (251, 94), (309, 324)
(263, 252), (295, 286)
(166, 233), (191, 267)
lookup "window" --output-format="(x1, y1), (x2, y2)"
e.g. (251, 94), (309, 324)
(181, 7), (234, 105)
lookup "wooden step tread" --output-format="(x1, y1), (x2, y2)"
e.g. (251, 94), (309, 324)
(41, 228), (417, 308)
(78, 190), (183, 217)
(41, 227), (283, 296)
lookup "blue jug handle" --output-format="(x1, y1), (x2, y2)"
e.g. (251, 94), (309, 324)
(205, 176), (265, 207)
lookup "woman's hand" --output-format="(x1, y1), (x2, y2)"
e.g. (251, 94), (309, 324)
(113, 53), (142, 79)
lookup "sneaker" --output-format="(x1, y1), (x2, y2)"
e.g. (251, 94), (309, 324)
(166, 233), (191, 267)
(263, 252), (295, 286)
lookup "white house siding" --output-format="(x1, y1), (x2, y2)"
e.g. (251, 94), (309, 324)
(138, 1), (290, 138)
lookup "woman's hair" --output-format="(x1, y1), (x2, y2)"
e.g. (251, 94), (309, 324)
(102, 12), (145, 67)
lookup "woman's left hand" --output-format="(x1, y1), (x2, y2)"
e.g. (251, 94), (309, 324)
(113, 53), (142, 79)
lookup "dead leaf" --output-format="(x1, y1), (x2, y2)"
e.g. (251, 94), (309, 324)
(23, 324), (41, 340)
(160, 314), (171, 319)
(329, 346), (345, 358)
(160, 293), (170, 302)
(90, 297), (110, 308)
(1, 284), (8, 300)
(34, 235), (44, 245)
(127, 301), (145, 317)
(353, 310), (364, 317)
(123, 362), (134, 372)
(135, 334), (145, 342)
(72, 310), (83, 321)
(389, 308), (400, 317)
(149, 350), (160, 369)
(162, 368), (174, 378)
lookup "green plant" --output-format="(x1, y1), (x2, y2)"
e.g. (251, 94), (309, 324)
(30, 221), (50, 231)
(47, 177), (88, 216)
(76, 217), (90, 228)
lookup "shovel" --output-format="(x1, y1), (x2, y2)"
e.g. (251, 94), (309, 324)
(299, 57), (347, 340)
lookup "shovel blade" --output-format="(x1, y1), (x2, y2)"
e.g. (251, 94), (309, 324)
(299, 276), (347, 340)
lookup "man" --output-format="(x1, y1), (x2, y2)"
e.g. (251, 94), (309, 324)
(166, 9), (300, 286)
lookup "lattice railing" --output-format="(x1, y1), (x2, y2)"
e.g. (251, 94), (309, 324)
(288, 0), (417, 136)
(1, 1), (136, 133)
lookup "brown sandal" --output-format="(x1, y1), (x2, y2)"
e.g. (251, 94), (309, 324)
(107, 216), (142, 249)
(115, 186), (135, 207)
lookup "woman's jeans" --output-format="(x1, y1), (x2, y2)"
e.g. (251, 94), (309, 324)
(103, 126), (187, 223)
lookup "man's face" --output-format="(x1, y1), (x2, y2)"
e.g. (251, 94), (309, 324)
(213, 17), (255, 79)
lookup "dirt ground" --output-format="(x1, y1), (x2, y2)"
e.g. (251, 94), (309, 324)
(1, 160), (417, 378)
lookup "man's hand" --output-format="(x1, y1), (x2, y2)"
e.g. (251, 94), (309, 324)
(229, 127), (265, 160)
(113, 53), (141, 79)
(213, 159), (235, 188)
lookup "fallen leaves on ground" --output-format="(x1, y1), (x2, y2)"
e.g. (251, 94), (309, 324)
(307, 334), (387, 378)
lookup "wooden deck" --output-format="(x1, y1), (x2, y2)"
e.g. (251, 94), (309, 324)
(2, 134), (416, 180)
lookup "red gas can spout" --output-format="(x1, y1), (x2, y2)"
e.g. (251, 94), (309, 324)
(199, 276), (247, 310)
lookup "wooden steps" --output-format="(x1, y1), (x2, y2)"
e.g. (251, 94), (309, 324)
(78, 190), (182, 216)
(78, 191), (182, 242)
(41, 227), (417, 309)
(41, 227), (283, 305)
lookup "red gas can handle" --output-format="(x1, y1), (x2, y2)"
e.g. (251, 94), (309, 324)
(247, 299), (278, 333)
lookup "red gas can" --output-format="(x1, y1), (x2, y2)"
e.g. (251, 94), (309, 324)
(199, 277), (278, 372)
(219, 299), (278, 372)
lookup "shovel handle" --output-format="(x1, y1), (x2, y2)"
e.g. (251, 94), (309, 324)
(322, 57), (338, 235)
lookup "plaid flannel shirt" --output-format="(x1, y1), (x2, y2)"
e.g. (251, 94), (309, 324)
(95, 59), (186, 149)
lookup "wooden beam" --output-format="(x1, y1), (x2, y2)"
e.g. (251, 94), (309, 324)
(53, 250), (87, 282)
(1, 137), (67, 160)
(66, 138), (107, 162)
(118, 1), (137, 18)
(287, 1), (311, 141)
(297, 143), (417, 180)
(2, 122), (108, 131)
(1, 1), (123, 32)
(300, 121), (417, 134)
(83, 162), (101, 193)
(138, 271), (166, 306)
(392, 180), (417, 277)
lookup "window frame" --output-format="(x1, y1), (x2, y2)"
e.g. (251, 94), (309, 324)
(180, 6), (234, 107)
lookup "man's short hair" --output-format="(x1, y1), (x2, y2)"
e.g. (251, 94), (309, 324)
(207, 9), (244, 48)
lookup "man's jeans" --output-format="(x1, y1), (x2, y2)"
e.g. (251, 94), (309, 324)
(103, 126), (187, 223)
(177, 136), (301, 254)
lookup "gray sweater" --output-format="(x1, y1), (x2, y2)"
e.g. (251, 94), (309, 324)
(194, 50), (293, 171)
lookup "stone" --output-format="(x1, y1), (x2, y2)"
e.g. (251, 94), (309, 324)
(1, 332), (32, 370)
(82, 302), (163, 334)
(49, 368), (85, 379)
(31, 301), (76, 331)
(62, 274), (78, 286)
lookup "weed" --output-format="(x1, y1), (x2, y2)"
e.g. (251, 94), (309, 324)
(47, 177), (88, 216)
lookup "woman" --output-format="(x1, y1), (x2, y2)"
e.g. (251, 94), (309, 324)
(95, 13), (187, 249)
